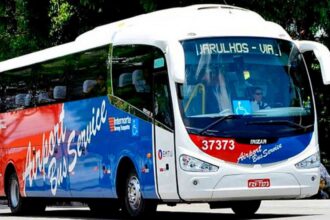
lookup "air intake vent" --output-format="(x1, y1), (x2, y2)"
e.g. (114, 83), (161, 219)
(220, 5), (247, 11)
(197, 5), (247, 12)
(197, 6), (220, 10)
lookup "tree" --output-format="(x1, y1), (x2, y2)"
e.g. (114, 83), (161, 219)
(0, 0), (49, 60)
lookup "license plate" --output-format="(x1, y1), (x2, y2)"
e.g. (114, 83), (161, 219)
(248, 178), (271, 188)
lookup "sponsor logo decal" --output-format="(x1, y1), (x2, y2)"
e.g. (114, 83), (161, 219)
(157, 149), (173, 160)
(108, 116), (131, 132)
(108, 116), (138, 136)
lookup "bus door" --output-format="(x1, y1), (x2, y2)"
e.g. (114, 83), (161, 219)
(153, 72), (179, 200)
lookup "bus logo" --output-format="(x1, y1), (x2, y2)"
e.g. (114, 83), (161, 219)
(158, 150), (163, 160)
(250, 139), (267, 145)
(248, 178), (271, 188)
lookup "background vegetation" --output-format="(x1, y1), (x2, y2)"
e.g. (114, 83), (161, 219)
(0, 0), (329, 166)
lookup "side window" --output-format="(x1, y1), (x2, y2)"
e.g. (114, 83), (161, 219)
(0, 68), (32, 112)
(0, 45), (111, 113)
(35, 46), (109, 103)
(33, 57), (70, 106)
(112, 45), (162, 114)
(154, 73), (174, 129)
(69, 47), (109, 100)
(35, 46), (108, 102)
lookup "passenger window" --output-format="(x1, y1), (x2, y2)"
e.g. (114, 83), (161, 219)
(0, 46), (110, 113)
(0, 68), (33, 112)
(69, 47), (109, 99)
(112, 45), (164, 114)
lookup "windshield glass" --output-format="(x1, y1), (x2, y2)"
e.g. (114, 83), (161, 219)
(179, 37), (314, 138)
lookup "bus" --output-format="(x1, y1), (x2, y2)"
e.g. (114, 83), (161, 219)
(1, 4), (330, 217)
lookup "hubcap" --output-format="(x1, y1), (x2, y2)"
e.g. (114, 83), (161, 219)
(127, 176), (142, 211)
(10, 178), (19, 208)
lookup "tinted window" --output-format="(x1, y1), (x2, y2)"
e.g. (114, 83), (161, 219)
(0, 46), (109, 112)
(154, 73), (174, 129)
(112, 45), (165, 115)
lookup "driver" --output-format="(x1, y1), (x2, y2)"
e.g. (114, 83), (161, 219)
(251, 86), (270, 111)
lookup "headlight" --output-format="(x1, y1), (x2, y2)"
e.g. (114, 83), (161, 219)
(295, 152), (320, 169)
(179, 154), (219, 172)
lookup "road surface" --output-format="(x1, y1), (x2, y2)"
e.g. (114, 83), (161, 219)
(0, 200), (329, 219)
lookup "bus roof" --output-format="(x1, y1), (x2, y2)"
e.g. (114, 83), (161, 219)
(0, 4), (291, 72)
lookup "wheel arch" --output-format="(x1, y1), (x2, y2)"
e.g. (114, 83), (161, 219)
(115, 156), (136, 199)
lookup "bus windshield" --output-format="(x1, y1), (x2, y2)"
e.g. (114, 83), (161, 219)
(179, 37), (314, 138)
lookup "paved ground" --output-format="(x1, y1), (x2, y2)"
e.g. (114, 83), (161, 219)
(0, 200), (329, 219)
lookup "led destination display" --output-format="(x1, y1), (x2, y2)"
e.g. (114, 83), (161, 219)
(194, 38), (281, 56)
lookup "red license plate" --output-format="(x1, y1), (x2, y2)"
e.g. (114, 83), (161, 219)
(248, 178), (271, 188)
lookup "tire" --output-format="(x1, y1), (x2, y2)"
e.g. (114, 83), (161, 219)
(121, 170), (157, 217)
(7, 173), (45, 215)
(7, 173), (27, 215)
(231, 200), (261, 217)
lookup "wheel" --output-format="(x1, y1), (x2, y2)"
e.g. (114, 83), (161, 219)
(121, 170), (157, 217)
(7, 173), (45, 215)
(7, 173), (27, 215)
(231, 200), (261, 217)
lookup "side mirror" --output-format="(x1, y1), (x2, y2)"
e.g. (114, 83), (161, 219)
(295, 40), (330, 85)
(166, 41), (185, 83)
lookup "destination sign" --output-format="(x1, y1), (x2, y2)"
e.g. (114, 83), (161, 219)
(195, 41), (280, 56)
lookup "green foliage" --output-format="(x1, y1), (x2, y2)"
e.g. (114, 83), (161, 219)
(49, 0), (75, 43)
(139, 0), (156, 12)
(0, 0), (49, 60)
(1, 0), (330, 58)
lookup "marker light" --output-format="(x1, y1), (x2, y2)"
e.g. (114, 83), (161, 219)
(295, 152), (320, 169)
(179, 154), (219, 172)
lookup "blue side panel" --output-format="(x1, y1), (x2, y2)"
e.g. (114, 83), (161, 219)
(24, 96), (157, 198)
(63, 96), (157, 199)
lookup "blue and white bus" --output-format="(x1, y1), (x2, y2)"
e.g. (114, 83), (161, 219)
(1, 4), (330, 217)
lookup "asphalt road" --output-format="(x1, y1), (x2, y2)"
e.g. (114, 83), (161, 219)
(0, 200), (329, 220)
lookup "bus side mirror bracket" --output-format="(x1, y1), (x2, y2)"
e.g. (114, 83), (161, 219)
(296, 40), (330, 85)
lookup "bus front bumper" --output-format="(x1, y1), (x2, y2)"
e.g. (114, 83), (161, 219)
(178, 170), (319, 202)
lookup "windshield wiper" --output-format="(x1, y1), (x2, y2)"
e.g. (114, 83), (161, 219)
(246, 120), (313, 130)
(186, 126), (203, 135)
(199, 115), (240, 135)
